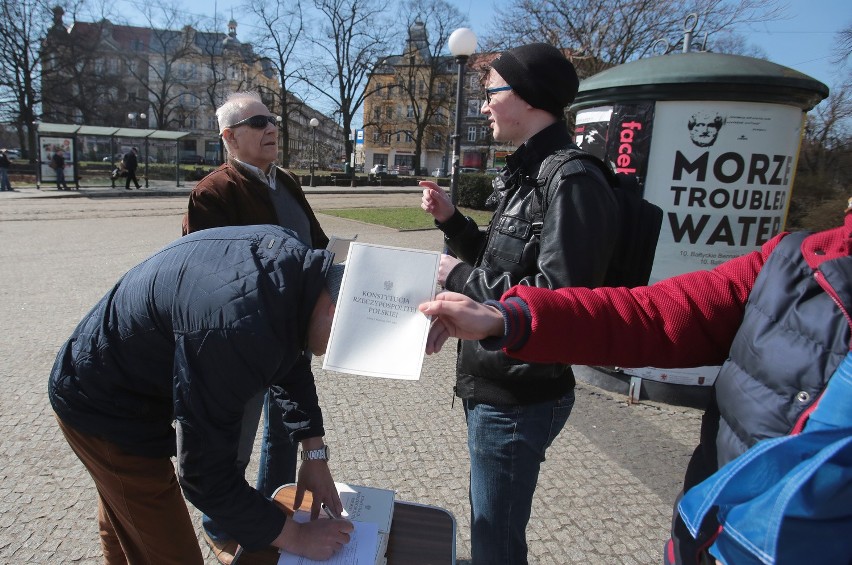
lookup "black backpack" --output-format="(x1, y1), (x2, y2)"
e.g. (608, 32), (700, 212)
(534, 148), (663, 288)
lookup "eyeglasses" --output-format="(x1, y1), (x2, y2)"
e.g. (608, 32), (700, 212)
(484, 85), (513, 104)
(225, 114), (278, 129)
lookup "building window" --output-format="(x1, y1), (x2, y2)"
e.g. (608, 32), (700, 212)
(396, 132), (401, 142)
(469, 74), (479, 89)
(386, 84), (392, 98)
(438, 82), (446, 96)
(386, 107), (393, 119)
(208, 114), (217, 130)
(373, 107), (381, 120)
(467, 99), (481, 116)
(480, 126), (489, 140)
(405, 131), (413, 142)
(372, 130), (379, 142)
(467, 126), (476, 142)
(433, 132), (442, 144)
(419, 80), (426, 96)
(385, 133), (391, 143)
(406, 105), (414, 118)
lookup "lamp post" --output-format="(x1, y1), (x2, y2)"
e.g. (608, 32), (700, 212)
(309, 117), (319, 187)
(127, 112), (146, 128)
(447, 27), (477, 207)
(275, 114), (284, 165)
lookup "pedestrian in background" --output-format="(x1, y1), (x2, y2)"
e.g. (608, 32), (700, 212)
(122, 147), (141, 190)
(0, 149), (12, 191)
(183, 90), (329, 565)
(419, 43), (618, 564)
(50, 148), (71, 191)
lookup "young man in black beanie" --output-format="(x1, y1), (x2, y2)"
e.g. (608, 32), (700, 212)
(420, 42), (619, 564)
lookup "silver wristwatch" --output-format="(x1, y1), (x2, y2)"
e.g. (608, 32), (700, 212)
(300, 445), (330, 461)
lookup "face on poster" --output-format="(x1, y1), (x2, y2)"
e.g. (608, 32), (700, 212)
(643, 101), (803, 281)
(40, 136), (75, 181)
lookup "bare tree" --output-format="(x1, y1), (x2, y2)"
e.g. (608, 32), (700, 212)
(801, 80), (852, 178)
(248, 0), (307, 167)
(0, 0), (53, 160)
(122, 2), (200, 129)
(834, 22), (852, 66)
(194, 23), (232, 124)
(381, 2), (466, 175)
(41, 8), (129, 127)
(786, 77), (852, 231)
(308, 0), (389, 166)
(486, 0), (783, 75)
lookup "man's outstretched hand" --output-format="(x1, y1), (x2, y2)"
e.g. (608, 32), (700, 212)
(419, 292), (505, 354)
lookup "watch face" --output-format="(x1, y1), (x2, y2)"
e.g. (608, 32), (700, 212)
(302, 446), (329, 460)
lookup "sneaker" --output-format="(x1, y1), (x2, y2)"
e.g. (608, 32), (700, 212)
(202, 531), (239, 565)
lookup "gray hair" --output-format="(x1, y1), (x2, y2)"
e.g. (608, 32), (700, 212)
(216, 91), (266, 154)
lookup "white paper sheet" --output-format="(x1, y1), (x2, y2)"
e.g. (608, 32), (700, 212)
(276, 511), (380, 565)
(322, 242), (440, 380)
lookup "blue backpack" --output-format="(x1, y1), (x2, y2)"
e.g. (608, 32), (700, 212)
(678, 353), (852, 565)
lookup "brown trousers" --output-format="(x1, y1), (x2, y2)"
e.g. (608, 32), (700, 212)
(56, 416), (203, 565)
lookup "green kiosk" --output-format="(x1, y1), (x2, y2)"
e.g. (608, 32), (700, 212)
(569, 51), (828, 404)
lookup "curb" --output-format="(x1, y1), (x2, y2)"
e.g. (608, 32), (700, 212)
(1, 185), (425, 199)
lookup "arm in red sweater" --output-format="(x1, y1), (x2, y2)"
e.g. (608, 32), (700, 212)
(501, 234), (784, 369)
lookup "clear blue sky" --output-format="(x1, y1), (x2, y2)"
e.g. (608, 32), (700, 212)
(458, 0), (850, 89)
(113, 0), (849, 107)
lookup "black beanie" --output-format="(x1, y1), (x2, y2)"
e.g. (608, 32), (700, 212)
(490, 43), (579, 118)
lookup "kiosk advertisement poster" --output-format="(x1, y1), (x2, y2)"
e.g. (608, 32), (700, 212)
(644, 100), (802, 282)
(575, 100), (803, 386)
(575, 103), (655, 177)
(40, 136), (74, 182)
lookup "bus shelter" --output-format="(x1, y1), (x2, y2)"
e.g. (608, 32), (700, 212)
(36, 123), (191, 189)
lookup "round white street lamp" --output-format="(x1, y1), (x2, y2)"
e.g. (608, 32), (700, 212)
(128, 112), (146, 128)
(447, 28), (477, 209)
(309, 117), (320, 187)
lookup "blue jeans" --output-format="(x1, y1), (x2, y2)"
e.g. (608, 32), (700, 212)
(464, 391), (575, 565)
(56, 167), (69, 189)
(0, 168), (10, 190)
(202, 389), (298, 542)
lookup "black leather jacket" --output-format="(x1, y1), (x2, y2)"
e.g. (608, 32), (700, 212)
(438, 121), (618, 405)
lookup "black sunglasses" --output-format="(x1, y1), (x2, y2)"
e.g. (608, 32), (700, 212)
(225, 114), (278, 129)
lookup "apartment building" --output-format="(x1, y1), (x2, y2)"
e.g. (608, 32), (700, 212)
(363, 25), (601, 174)
(40, 6), (340, 166)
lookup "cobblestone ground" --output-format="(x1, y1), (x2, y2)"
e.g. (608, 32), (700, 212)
(0, 193), (702, 563)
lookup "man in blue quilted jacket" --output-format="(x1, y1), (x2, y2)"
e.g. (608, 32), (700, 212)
(48, 225), (353, 565)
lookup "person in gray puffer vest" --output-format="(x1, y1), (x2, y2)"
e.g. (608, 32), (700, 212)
(419, 200), (852, 565)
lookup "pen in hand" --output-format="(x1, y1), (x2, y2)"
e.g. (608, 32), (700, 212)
(322, 503), (339, 519)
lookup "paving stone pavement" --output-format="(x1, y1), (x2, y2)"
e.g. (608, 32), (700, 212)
(0, 191), (703, 564)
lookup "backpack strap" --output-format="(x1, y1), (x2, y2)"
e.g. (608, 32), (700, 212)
(531, 148), (616, 234)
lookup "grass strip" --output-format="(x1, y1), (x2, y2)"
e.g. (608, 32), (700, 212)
(320, 207), (492, 230)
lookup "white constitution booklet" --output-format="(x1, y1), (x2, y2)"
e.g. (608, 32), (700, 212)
(323, 242), (440, 380)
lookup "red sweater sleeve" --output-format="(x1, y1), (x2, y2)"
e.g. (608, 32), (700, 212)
(501, 234), (786, 368)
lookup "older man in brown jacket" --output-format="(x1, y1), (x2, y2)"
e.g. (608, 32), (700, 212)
(183, 91), (329, 565)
